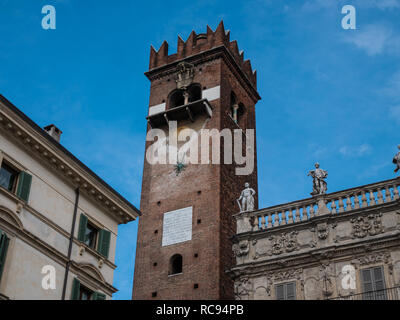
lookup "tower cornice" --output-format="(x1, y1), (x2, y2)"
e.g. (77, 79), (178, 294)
(145, 45), (261, 103)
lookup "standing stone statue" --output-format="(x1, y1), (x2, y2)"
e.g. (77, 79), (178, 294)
(308, 163), (328, 196)
(393, 145), (400, 173)
(237, 183), (256, 212)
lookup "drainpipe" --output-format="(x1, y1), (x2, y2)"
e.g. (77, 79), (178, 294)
(61, 187), (80, 300)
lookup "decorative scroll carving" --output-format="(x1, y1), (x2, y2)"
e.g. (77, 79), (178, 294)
(311, 222), (329, 240)
(235, 277), (253, 300)
(319, 263), (335, 297)
(350, 213), (384, 238)
(233, 240), (250, 257)
(273, 268), (303, 282)
(356, 252), (391, 266)
(269, 231), (299, 256)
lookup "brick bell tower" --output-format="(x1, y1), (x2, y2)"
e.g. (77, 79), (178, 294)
(132, 21), (261, 300)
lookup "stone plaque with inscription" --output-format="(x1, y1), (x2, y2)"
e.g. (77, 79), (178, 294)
(162, 207), (193, 247)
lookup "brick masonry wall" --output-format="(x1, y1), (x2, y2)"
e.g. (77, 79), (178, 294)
(132, 41), (259, 300)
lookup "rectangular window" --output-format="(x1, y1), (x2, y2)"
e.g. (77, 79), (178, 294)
(361, 266), (387, 300)
(77, 214), (111, 258)
(70, 278), (106, 300)
(0, 162), (18, 192)
(84, 222), (98, 249)
(275, 282), (296, 300)
(0, 229), (10, 284)
(79, 285), (94, 300)
(0, 160), (32, 203)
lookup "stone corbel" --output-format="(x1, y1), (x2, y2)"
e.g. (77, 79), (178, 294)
(78, 245), (85, 256)
(98, 258), (104, 269)
(16, 202), (23, 214)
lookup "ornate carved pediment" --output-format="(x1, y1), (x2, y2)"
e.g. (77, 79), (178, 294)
(78, 263), (105, 284)
(0, 205), (23, 230)
(350, 213), (384, 238)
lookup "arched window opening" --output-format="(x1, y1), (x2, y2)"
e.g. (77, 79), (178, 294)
(187, 84), (201, 103)
(169, 84), (202, 109)
(169, 90), (185, 109)
(169, 254), (183, 275)
(230, 92), (245, 124)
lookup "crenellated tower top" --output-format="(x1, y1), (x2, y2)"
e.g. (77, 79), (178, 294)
(148, 21), (258, 89)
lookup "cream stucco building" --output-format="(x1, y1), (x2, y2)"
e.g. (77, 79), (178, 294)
(0, 95), (140, 300)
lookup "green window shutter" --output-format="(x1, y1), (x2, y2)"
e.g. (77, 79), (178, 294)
(16, 172), (32, 202)
(0, 230), (10, 283)
(77, 214), (88, 242)
(286, 282), (296, 300)
(70, 278), (80, 300)
(97, 229), (111, 258)
(92, 292), (106, 300)
(275, 284), (285, 300)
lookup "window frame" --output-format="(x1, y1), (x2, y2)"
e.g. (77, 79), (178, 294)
(0, 160), (20, 193)
(360, 266), (387, 300)
(84, 221), (99, 250)
(275, 281), (296, 300)
(0, 153), (32, 202)
(77, 213), (111, 259)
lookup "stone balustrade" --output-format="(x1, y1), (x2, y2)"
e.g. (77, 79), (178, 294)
(235, 177), (400, 234)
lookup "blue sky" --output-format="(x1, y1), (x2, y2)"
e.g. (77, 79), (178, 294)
(0, 0), (399, 299)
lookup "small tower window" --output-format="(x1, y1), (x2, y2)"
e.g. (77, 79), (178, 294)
(169, 90), (185, 108)
(230, 93), (245, 124)
(187, 84), (201, 103)
(169, 84), (202, 109)
(169, 254), (183, 275)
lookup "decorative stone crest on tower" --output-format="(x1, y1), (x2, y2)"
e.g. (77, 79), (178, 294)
(393, 145), (400, 174)
(176, 62), (195, 90)
(237, 183), (256, 212)
(308, 162), (328, 196)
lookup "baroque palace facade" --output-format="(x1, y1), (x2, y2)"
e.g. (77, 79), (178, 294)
(230, 176), (400, 300)
(0, 95), (140, 300)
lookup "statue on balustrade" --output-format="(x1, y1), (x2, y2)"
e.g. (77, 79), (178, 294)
(393, 145), (400, 173)
(308, 163), (328, 196)
(237, 183), (256, 212)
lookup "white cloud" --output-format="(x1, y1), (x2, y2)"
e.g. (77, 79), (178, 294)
(339, 144), (372, 157)
(342, 24), (392, 56)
